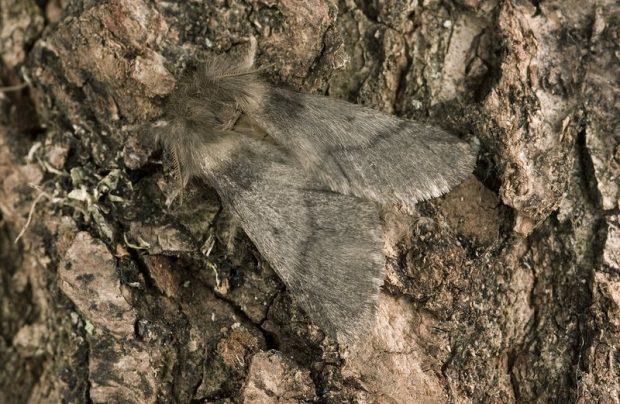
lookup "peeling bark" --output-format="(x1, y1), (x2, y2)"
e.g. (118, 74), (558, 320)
(1, 0), (618, 402)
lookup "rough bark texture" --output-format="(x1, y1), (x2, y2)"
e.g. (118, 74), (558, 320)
(1, 0), (618, 402)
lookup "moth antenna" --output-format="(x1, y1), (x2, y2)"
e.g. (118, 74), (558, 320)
(211, 68), (261, 80)
(242, 36), (257, 69)
(200, 37), (259, 81)
(170, 146), (185, 206)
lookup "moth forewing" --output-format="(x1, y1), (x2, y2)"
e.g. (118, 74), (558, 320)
(252, 86), (477, 206)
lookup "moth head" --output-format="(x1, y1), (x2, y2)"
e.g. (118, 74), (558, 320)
(163, 39), (264, 130)
(153, 38), (266, 203)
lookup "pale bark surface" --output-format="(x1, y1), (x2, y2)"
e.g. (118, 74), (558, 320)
(1, 0), (618, 403)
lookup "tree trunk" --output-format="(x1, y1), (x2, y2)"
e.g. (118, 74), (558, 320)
(1, 0), (618, 402)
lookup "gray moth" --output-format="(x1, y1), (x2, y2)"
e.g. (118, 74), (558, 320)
(155, 40), (476, 342)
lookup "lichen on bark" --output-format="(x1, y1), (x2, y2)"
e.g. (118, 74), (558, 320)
(1, 0), (618, 402)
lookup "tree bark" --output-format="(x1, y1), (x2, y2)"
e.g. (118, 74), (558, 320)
(1, 0), (618, 402)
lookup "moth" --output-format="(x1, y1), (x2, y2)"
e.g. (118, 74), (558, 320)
(155, 40), (476, 342)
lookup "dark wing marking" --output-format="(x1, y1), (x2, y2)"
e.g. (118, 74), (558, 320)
(254, 87), (476, 206)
